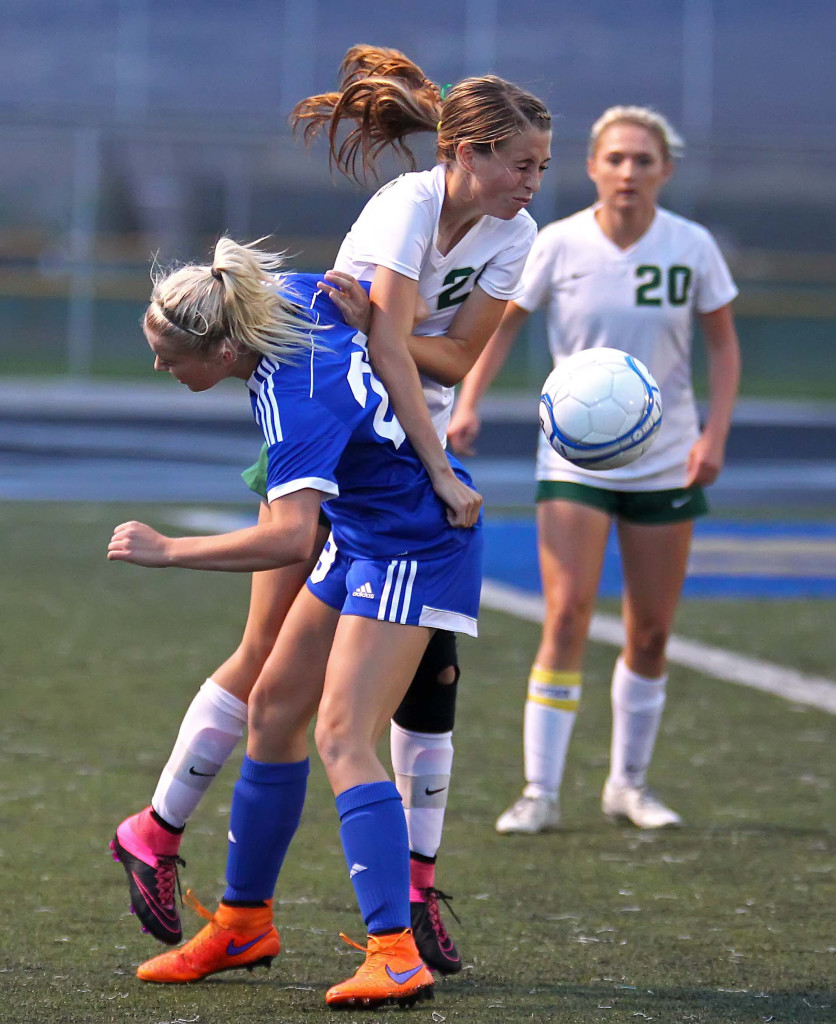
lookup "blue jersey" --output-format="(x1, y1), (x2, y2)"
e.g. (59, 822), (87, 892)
(246, 273), (480, 561)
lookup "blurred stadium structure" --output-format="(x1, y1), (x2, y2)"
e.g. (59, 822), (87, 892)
(0, 0), (834, 396)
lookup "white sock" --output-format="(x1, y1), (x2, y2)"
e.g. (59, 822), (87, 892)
(152, 678), (248, 828)
(390, 721), (453, 859)
(608, 656), (667, 789)
(522, 666), (581, 801)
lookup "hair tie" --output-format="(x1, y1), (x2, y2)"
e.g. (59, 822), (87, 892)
(440, 83), (453, 100)
(158, 304), (209, 338)
(436, 121), (442, 133)
(211, 268), (223, 281)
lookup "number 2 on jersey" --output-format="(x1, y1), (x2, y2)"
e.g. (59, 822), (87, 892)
(346, 347), (406, 447)
(437, 267), (476, 310)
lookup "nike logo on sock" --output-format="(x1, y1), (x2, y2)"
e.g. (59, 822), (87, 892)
(425, 786), (447, 796)
(188, 767), (216, 777)
(385, 963), (424, 985)
(227, 931), (271, 956)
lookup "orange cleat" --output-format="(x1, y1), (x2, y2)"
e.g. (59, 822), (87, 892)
(325, 929), (434, 1009)
(136, 892), (280, 983)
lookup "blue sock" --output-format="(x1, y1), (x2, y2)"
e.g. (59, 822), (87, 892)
(224, 755), (309, 902)
(336, 780), (409, 933)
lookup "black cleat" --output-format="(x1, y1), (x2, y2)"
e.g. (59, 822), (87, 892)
(411, 887), (463, 975)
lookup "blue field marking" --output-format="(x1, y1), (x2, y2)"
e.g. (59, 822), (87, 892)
(483, 519), (836, 599)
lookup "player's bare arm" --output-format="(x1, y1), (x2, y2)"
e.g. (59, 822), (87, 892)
(107, 490), (323, 571)
(687, 303), (741, 486)
(405, 285), (508, 388)
(368, 266), (482, 529)
(447, 301), (531, 455)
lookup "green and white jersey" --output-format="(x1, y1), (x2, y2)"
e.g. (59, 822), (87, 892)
(334, 163), (537, 440)
(518, 205), (738, 489)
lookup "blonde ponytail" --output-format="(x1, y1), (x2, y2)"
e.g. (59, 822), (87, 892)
(145, 238), (315, 363)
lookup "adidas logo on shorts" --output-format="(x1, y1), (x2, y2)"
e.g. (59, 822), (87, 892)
(352, 582), (375, 599)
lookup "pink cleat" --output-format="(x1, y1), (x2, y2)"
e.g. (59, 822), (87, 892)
(111, 806), (184, 944)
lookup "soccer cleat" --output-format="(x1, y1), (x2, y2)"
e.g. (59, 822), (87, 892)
(411, 887), (462, 974)
(136, 893), (280, 983)
(325, 929), (434, 1009)
(111, 806), (185, 944)
(602, 781), (682, 829)
(495, 793), (561, 834)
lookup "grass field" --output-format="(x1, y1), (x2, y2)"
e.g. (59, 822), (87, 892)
(1, 501), (834, 1024)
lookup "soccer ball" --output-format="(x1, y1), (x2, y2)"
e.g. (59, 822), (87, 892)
(539, 348), (663, 470)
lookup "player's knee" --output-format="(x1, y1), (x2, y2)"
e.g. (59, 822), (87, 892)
(628, 624), (669, 666)
(237, 633), (278, 673)
(393, 630), (459, 733)
(313, 716), (353, 774)
(248, 683), (309, 744)
(544, 599), (593, 648)
(435, 663), (457, 686)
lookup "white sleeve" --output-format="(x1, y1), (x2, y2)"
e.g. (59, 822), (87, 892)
(513, 223), (560, 312)
(695, 230), (739, 313)
(476, 217), (538, 302)
(347, 180), (434, 282)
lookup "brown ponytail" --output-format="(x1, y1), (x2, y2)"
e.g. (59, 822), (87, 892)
(291, 44), (551, 184)
(291, 45), (441, 183)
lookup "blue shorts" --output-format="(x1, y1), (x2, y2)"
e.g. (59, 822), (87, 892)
(306, 533), (482, 637)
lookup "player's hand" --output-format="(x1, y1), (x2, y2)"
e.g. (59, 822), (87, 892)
(431, 470), (483, 528)
(319, 271), (431, 334)
(318, 271), (372, 334)
(446, 404), (482, 457)
(107, 521), (174, 567)
(684, 434), (724, 487)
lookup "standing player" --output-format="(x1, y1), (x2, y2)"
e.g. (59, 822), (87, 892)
(112, 44), (551, 984)
(447, 106), (740, 833)
(108, 236), (482, 1007)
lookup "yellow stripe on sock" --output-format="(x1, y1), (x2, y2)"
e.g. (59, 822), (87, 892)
(527, 666), (582, 711)
(527, 694), (579, 711)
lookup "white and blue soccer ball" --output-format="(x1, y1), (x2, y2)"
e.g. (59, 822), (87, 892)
(539, 348), (663, 470)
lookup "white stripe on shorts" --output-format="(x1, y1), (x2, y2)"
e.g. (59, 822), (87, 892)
(378, 559), (417, 623)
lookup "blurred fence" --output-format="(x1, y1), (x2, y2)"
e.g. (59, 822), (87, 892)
(1, 120), (834, 399)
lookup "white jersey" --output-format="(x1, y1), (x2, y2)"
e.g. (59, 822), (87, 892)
(517, 205), (738, 489)
(334, 163), (537, 440)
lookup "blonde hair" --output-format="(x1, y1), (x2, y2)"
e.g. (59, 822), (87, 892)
(589, 105), (685, 162)
(290, 44), (551, 183)
(144, 238), (314, 363)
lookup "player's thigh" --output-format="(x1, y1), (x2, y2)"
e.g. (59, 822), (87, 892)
(320, 618), (433, 750)
(617, 517), (693, 631)
(242, 514), (328, 642)
(537, 498), (612, 608)
(249, 586), (340, 740)
(213, 513), (328, 698)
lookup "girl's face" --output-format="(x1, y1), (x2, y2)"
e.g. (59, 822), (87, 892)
(464, 127), (552, 220)
(587, 122), (672, 213)
(146, 329), (231, 392)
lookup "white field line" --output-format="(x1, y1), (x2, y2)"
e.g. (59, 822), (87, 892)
(480, 579), (836, 715)
(167, 511), (836, 716)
